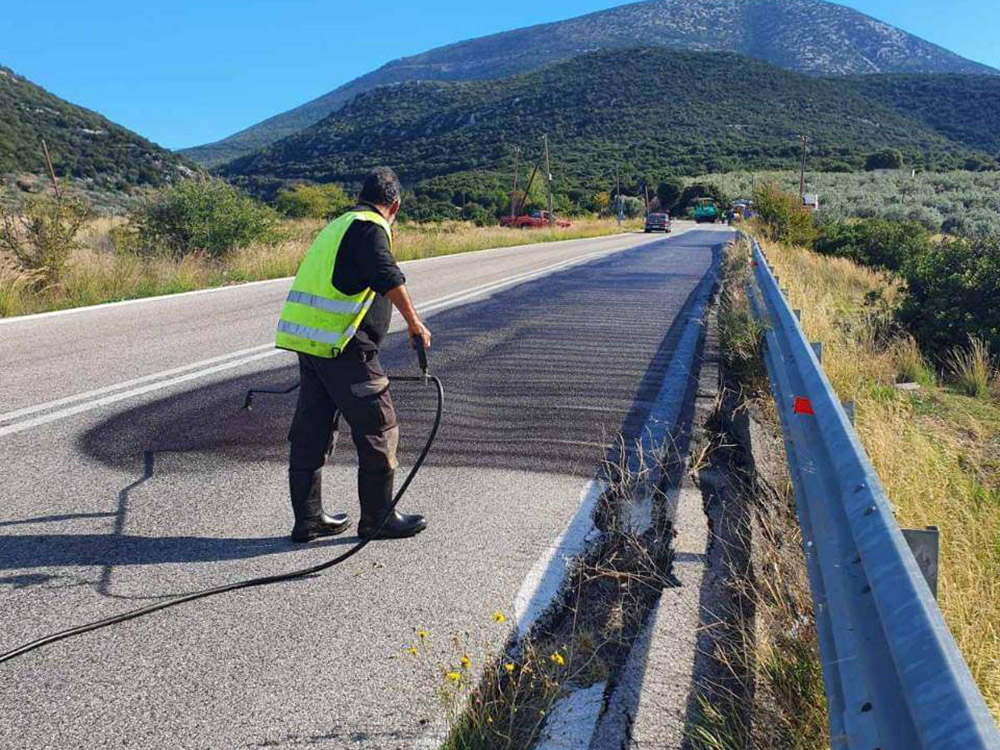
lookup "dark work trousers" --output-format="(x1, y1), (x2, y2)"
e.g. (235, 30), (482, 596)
(288, 343), (399, 481)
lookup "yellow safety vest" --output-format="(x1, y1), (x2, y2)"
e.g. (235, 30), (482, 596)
(275, 210), (392, 358)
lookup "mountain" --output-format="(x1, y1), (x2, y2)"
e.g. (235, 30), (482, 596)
(844, 74), (1000, 155)
(0, 66), (194, 192)
(221, 48), (994, 218)
(184, 0), (998, 166)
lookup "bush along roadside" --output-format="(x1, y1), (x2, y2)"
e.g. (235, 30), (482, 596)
(752, 184), (1000, 385)
(0, 177), (638, 318)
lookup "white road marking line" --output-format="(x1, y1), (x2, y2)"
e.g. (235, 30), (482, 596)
(0, 229), (677, 326)
(0, 242), (635, 437)
(0, 344), (274, 424)
(0, 350), (283, 438)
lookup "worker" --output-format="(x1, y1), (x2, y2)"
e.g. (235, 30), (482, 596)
(275, 167), (432, 543)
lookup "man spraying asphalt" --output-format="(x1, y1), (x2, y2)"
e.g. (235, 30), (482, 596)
(276, 167), (432, 543)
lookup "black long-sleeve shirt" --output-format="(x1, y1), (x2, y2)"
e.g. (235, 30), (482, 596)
(331, 203), (406, 352)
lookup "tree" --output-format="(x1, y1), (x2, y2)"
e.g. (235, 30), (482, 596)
(815, 218), (930, 273)
(128, 179), (278, 258)
(865, 149), (904, 171)
(656, 178), (684, 212)
(276, 183), (352, 219)
(898, 235), (1000, 356)
(590, 191), (610, 214)
(752, 183), (818, 247)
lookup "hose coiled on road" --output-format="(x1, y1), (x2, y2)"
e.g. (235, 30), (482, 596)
(0, 373), (443, 665)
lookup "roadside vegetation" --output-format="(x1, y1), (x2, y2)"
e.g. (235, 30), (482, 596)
(748, 191), (1000, 718)
(0, 180), (639, 318)
(694, 242), (829, 750)
(695, 169), (1000, 237)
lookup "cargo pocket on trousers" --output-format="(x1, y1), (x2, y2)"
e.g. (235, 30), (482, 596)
(349, 375), (397, 432)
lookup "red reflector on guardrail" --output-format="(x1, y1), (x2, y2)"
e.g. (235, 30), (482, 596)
(794, 397), (815, 415)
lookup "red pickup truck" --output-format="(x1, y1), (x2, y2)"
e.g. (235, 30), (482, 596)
(500, 210), (571, 229)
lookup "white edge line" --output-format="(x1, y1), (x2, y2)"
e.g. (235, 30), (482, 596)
(0, 240), (633, 437)
(514, 479), (606, 638)
(0, 344), (274, 424)
(0, 350), (283, 438)
(0, 228), (685, 327)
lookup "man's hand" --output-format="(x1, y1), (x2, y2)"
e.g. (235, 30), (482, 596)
(386, 284), (431, 349)
(409, 319), (431, 350)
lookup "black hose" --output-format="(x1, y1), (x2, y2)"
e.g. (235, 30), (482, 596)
(0, 374), (444, 666)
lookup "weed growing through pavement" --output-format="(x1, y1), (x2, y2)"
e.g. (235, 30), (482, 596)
(427, 434), (679, 750)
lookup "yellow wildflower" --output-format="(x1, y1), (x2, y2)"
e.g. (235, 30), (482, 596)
(446, 671), (461, 682)
(492, 611), (506, 624)
(406, 647), (418, 656)
(550, 652), (565, 666)
(416, 629), (429, 639)
(460, 655), (471, 670)
(504, 663), (515, 673)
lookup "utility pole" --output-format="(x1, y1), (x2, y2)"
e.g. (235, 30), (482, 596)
(799, 134), (808, 203)
(40, 139), (60, 198)
(543, 134), (554, 226)
(615, 165), (622, 227)
(510, 146), (521, 218)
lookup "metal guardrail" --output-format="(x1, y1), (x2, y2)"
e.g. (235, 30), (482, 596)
(745, 235), (1000, 750)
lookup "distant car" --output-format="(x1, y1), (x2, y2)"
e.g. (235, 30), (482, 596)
(644, 212), (672, 233)
(499, 210), (571, 229)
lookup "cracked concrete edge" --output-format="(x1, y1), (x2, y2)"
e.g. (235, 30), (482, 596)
(589, 277), (725, 750)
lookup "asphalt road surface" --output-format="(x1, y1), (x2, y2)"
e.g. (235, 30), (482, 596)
(0, 224), (729, 749)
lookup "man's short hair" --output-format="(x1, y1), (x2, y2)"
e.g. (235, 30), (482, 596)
(359, 167), (401, 206)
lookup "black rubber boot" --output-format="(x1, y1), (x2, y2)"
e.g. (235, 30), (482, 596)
(358, 470), (427, 540)
(290, 469), (351, 543)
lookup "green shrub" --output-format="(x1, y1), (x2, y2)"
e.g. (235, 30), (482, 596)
(460, 202), (491, 226)
(0, 195), (91, 285)
(275, 182), (352, 219)
(815, 218), (930, 272)
(656, 178), (684, 211)
(129, 180), (278, 258)
(752, 183), (818, 247)
(897, 235), (1000, 356)
(866, 149), (904, 171)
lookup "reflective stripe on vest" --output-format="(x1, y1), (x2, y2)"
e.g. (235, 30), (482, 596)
(275, 210), (392, 358)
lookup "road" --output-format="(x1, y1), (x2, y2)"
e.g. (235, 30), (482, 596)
(0, 224), (729, 749)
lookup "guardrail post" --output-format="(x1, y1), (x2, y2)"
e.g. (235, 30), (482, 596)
(811, 341), (823, 363)
(902, 527), (940, 599)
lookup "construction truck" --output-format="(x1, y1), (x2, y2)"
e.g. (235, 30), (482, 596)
(693, 198), (719, 224)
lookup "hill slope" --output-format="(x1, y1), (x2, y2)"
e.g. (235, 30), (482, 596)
(221, 48), (993, 212)
(185, 0), (997, 165)
(0, 66), (193, 191)
(844, 74), (1000, 155)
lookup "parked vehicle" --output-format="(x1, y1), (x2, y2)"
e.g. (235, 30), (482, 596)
(644, 211), (672, 233)
(693, 198), (718, 224)
(499, 210), (571, 229)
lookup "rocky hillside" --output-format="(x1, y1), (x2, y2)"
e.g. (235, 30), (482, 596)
(0, 66), (194, 192)
(222, 48), (993, 216)
(184, 0), (997, 165)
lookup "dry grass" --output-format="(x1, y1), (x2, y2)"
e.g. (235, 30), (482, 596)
(0, 216), (636, 318)
(945, 336), (996, 399)
(760, 236), (1000, 719)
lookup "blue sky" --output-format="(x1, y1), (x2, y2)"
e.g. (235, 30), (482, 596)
(5, 1), (997, 150)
